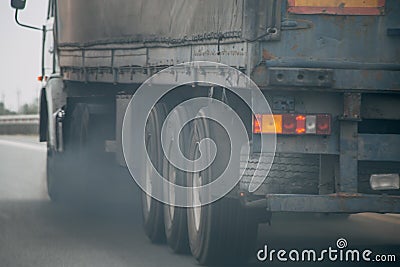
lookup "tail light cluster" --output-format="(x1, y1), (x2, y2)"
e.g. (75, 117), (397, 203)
(253, 114), (331, 135)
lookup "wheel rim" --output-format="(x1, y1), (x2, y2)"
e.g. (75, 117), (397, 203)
(168, 166), (176, 218)
(145, 160), (152, 212)
(144, 133), (153, 212)
(191, 134), (204, 232)
(192, 171), (202, 231)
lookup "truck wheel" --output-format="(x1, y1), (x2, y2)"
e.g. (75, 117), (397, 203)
(45, 103), (91, 202)
(141, 103), (168, 243)
(163, 157), (190, 253)
(47, 102), (113, 203)
(186, 115), (258, 265)
(63, 103), (94, 201)
(162, 106), (191, 253)
(46, 147), (65, 202)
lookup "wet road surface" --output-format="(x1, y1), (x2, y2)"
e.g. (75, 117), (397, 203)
(0, 135), (399, 266)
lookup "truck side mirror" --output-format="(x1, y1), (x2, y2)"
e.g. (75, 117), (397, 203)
(11, 0), (26, 10)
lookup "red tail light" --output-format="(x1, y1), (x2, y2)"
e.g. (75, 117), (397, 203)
(282, 114), (296, 134)
(253, 114), (262, 134)
(253, 113), (331, 135)
(316, 114), (331, 135)
(296, 115), (306, 134)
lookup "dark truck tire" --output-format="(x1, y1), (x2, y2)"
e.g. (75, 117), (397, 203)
(46, 103), (91, 202)
(162, 106), (191, 253)
(186, 114), (258, 265)
(163, 158), (190, 253)
(141, 103), (168, 243)
(46, 102), (114, 203)
(46, 148), (65, 202)
(241, 153), (319, 195)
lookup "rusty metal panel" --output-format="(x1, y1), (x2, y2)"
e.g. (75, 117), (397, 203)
(273, 135), (339, 154)
(288, 0), (386, 15)
(258, 0), (400, 92)
(259, 0), (400, 75)
(339, 94), (361, 193)
(268, 67), (333, 87)
(362, 94), (400, 120)
(339, 121), (358, 192)
(358, 134), (400, 161)
(341, 93), (361, 121)
(243, 0), (281, 41)
(233, 65), (400, 91)
(266, 193), (400, 213)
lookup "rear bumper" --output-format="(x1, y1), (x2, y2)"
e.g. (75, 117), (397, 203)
(240, 192), (400, 213)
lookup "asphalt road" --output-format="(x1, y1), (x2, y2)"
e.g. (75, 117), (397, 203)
(0, 135), (399, 267)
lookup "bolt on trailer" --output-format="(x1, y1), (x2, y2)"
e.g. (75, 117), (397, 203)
(11, 0), (400, 265)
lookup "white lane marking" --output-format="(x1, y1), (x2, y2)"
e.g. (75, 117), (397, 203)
(0, 139), (46, 152)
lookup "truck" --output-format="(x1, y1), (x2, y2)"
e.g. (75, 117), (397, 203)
(11, 0), (400, 264)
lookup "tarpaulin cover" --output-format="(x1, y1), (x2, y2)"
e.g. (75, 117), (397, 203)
(57, 0), (244, 46)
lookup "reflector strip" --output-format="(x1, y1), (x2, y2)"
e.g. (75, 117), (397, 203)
(288, 0), (385, 15)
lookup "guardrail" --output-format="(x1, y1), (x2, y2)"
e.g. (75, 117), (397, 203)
(0, 115), (39, 135)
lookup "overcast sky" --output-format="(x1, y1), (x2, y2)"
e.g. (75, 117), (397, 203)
(0, 0), (47, 111)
